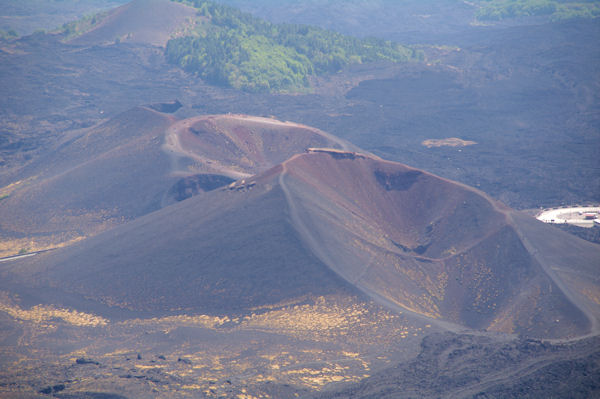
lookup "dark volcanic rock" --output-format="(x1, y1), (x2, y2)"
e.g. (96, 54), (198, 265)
(313, 333), (600, 399)
(56, 393), (129, 399)
(166, 174), (235, 202)
(145, 99), (182, 114)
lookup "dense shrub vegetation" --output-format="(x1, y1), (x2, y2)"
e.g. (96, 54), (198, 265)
(58, 11), (109, 40)
(0, 29), (19, 40)
(476, 0), (600, 21)
(166, 0), (422, 92)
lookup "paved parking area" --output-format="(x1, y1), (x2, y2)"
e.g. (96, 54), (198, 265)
(536, 207), (600, 227)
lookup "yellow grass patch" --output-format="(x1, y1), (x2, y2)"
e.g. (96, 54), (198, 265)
(0, 298), (108, 327)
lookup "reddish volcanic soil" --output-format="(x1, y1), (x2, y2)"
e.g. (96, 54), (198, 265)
(278, 150), (598, 338)
(0, 110), (357, 257)
(163, 114), (358, 179)
(4, 149), (598, 339)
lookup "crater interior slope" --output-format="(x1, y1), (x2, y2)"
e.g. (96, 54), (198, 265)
(3, 148), (598, 339)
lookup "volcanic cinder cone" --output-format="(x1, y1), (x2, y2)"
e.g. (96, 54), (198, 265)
(4, 148), (598, 339)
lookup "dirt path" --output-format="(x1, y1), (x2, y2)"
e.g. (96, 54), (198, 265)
(0, 252), (37, 263)
(228, 114), (357, 153)
(162, 118), (252, 179)
(277, 160), (463, 333)
(444, 349), (594, 398)
(508, 211), (599, 340)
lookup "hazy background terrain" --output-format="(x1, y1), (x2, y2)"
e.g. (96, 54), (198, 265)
(0, 1), (599, 398)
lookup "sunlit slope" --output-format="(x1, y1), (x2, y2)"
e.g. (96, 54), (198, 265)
(69, 0), (196, 46)
(509, 212), (600, 334)
(279, 151), (599, 338)
(163, 114), (357, 179)
(3, 149), (597, 338)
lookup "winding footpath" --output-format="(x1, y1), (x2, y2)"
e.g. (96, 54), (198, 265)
(277, 159), (464, 333)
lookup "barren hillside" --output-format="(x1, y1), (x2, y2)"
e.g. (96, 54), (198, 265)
(4, 149), (598, 339)
(0, 111), (354, 257)
(70, 0), (196, 46)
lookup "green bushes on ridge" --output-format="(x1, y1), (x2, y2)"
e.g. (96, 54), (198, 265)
(476, 0), (600, 21)
(58, 10), (109, 40)
(0, 29), (19, 40)
(166, 0), (421, 92)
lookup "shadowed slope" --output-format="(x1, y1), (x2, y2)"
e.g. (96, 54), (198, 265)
(0, 106), (176, 256)
(3, 177), (354, 315)
(70, 0), (196, 46)
(3, 150), (598, 338)
(0, 111), (353, 256)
